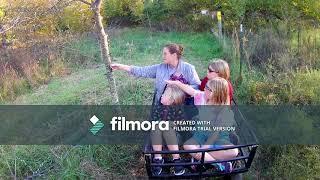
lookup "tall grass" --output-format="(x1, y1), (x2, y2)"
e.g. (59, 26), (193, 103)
(0, 47), (68, 103)
(2, 28), (223, 179)
(2, 27), (320, 179)
(12, 28), (223, 105)
(223, 26), (320, 179)
(0, 145), (141, 179)
(0, 66), (30, 102)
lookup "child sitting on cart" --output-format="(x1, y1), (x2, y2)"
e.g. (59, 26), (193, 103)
(199, 59), (234, 104)
(166, 77), (239, 173)
(150, 84), (187, 176)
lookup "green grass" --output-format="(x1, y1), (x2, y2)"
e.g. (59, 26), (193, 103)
(13, 66), (108, 105)
(0, 145), (141, 179)
(5, 27), (320, 179)
(1, 27), (224, 179)
(290, 28), (320, 48)
(11, 27), (223, 105)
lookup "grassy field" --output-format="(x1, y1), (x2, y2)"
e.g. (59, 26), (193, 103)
(11, 28), (224, 105)
(2, 27), (320, 179)
(1, 28), (226, 179)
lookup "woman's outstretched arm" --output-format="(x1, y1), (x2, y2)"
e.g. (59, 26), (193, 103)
(111, 63), (159, 78)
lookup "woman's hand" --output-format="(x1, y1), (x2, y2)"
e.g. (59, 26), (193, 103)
(165, 80), (180, 85)
(110, 63), (131, 72)
(110, 63), (122, 70)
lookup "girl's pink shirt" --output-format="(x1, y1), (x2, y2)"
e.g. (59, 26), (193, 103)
(194, 91), (206, 105)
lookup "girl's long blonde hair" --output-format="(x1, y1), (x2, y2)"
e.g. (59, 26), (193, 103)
(206, 77), (229, 105)
(208, 59), (230, 80)
(163, 85), (186, 105)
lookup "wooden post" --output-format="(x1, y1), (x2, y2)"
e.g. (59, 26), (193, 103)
(217, 11), (222, 39)
(236, 24), (244, 87)
(240, 24), (244, 75)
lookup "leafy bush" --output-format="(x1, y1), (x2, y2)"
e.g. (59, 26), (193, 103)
(247, 28), (291, 72)
(285, 70), (320, 105)
(0, 67), (30, 102)
(0, 39), (70, 102)
(143, 0), (214, 32)
(237, 69), (320, 105)
(103, 0), (144, 26)
(252, 145), (320, 179)
(272, 145), (320, 179)
(56, 2), (94, 33)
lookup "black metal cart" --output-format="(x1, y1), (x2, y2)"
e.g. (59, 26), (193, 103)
(143, 144), (258, 179)
(143, 97), (258, 179)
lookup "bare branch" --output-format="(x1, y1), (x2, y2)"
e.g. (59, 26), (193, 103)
(0, 17), (21, 34)
(0, 0), (74, 34)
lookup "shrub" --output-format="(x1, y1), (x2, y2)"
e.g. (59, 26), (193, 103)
(0, 37), (70, 102)
(56, 2), (94, 33)
(143, 0), (213, 32)
(252, 145), (320, 179)
(0, 67), (30, 102)
(103, 0), (144, 26)
(285, 70), (320, 105)
(236, 69), (320, 105)
(270, 145), (320, 179)
(247, 28), (290, 72)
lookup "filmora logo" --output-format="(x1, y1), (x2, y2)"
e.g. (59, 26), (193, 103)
(89, 115), (104, 135)
(110, 117), (169, 131)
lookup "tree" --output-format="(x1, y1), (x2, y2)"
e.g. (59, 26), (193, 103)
(77, 0), (119, 105)
(0, 0), (74, 48)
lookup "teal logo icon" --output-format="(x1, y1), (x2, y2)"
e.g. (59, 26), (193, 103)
(89, 115), (104, 135)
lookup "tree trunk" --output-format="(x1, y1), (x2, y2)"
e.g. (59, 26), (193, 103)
(91, 0), (119, 104)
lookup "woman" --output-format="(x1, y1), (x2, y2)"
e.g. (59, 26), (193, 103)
(199, 59), (234, 104)
(111, 43), (201, 104)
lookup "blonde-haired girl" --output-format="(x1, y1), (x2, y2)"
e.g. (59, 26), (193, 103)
(160, 85), (186, 105)
(166, 77), (238, 173)
(151, 84), (186, 176)
(199, 59), (233, 104)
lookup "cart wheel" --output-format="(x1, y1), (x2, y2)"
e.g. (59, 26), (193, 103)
(223, 173), (243, 180)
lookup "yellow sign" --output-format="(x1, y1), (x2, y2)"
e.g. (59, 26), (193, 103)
(217, 11), (222, 21)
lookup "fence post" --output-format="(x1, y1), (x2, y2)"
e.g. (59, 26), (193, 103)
(217, 11), (222, 39)
(238, 24), (244, 85)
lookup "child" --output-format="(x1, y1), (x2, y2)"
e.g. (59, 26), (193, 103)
(150, 84), (186, 176)
(199, 59), (234, 104)
(166, 77), (238, 172)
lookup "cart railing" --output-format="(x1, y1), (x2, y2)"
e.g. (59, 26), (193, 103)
(143, 143), (258, 179)
(143, 91), (258, 179)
